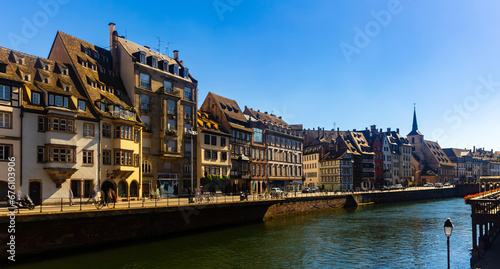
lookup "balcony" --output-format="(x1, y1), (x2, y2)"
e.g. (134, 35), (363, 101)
(112, 110), (136, 121)
(165, 129), (178, 137)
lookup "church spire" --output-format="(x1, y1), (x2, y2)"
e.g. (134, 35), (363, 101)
(412, 103), (418, 132)
(408, 103), (422, 136)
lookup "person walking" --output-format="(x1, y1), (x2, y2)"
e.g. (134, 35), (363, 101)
(107, 188), (116, 208)
(69, 188), (74, 206)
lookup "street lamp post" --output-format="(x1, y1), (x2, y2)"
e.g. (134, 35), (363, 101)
(444, 218), (454, 269)
(188, 130), (198, 202)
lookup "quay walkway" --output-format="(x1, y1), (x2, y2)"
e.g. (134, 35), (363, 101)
(0, 186), (454, 216)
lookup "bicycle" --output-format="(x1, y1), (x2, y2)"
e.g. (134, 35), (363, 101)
(93, 197), (114, 209)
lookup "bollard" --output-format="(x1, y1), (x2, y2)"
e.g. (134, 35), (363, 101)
(80, 196), (82, 211)
(142, 197), (145, 207)
(167, 195), (169, 206)
(61, 198), (63, 212)
(40, 198), (43, 213)
(128, 198), (131, 208)
(178, 196), (180, 206)
(155, 197), (157, 207)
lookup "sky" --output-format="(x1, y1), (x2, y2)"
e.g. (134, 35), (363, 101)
(1, 0), (500, 151)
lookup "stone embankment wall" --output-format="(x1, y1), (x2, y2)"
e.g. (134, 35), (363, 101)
(0, 185), (479, 262)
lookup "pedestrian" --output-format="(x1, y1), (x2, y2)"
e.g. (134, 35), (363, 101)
(107, 188), (116, 208)
(188, 187), (193, 203)
(200, 186), (204, 203)
(195, 187), (200, 203)
(158, 185), (163, 200)
(69, 188), (74, 206)
(101, 190), (107, 205)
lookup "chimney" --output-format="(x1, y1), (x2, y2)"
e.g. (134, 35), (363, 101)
(366, 127), (368, 131)
(473, 146), (476, 152)
(144, 46), (150, 50)
(353, 129), (356, 132)
(337, 127), (340, 132)
(387, 128), (391, 133)
(396, 128), (399, 134)
(109, 22), (116, 49)
(380, 128), (382, 133)
(173, 50), (179, 60)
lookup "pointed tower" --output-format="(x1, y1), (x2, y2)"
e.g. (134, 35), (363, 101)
(407, 104), (424, 160)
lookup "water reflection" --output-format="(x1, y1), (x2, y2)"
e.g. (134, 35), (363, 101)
(9, 198), (471, 269)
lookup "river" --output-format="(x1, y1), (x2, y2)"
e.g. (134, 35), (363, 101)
(9, 198), (472, 269)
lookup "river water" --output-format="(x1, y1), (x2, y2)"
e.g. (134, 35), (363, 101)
(10, 198), (472, 269)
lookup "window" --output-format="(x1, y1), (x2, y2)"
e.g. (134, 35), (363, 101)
(47, 146), (74, 163)
(142, 160), (152, 174)
(167, 140), (177, 152)
(61, 68), (68, 76)
(173, 64), (179, 75)
(49, 94), (69, 108)
(78, 100), (86, 111)
(211, 136), (217, 146)
(82, 150), (93, 165)
(167, 119), (176, 130)
(0, 112), (11, 128)
(164, 81), (172, 93)
(140, 73), (150, 89)
(37, 147), (45, 162)
(152, 56), (157, 68)
(140, 94), (149, 110)
(134, 128), (140, 143)
(221, 152), (227, 161)
(32, 92), (40, 105)
(0, 144), (12, 160)
(83, 123), (94, 137)
(212, 151), (218, 160)
(221, 137), (226, 147)
(205, 149), (211, 159)
(100, 102), (106, 111)
(115, 125), (133, 140)
(167, 99), (176, 114)
(253, 128), (263, 143)
(0, 85), (10, 100)
(184, 87), (193, 101)
(102, 123), (111, 138)
(184, 123), (192, 132)
(134, 154), (139, 167)
(140, 52), (146, 64)
(204, 134), (210, 145)
(142, 115), (150, 130)
(115, 150), (133, 166)
(103, 150), (111, 165)
(38, 117), (45, 132)
(183, 68), (189, 79)
(184, 105), (192, 120)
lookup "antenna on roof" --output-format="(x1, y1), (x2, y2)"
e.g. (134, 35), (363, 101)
(333, 122), (336, 130)
(156, 36), (162, 52)
(166, 42), (174, 57)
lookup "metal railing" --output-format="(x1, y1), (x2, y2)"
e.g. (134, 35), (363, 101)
(0, 185), (456, 215)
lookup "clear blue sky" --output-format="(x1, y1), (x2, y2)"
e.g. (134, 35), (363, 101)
(2, 0), (500, 151)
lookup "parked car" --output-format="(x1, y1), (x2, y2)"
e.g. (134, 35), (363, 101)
(311, 187), (321, 193)
(270, 188), (283, 194)
(424, 183), (434, 187)
(435, 183), (444, 188)
(444, 182), (451, 186)
(395, 184), (403, 189)
(302, 188), (312, 193)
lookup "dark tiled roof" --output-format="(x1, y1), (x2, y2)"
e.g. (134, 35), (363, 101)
(55, 31), (136, 120)
(245, 107), (289, 127)
(424, 140), (453, 165)
(0, 46), (94, 118)
(208, 92), (248, 123)
(197, 110), (230, 135)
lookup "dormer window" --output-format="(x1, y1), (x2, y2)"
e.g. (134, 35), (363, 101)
(152, 56), (158, 68)
(108, 87), (114, 94)
(100, 85), (106, 91)
(78, 100), (86, 111)
(49, 94), (69, 108)
(82, 61), (87, 68)
(183, 68), (189, 79)
(173, 64), (179, 76)
(32, 92), (40, 105)
(63, 84), (71, 92)
(23, 74), (30, 81)
(61, 68), (68, 76)
(100, 102), (106, 111)
(100, 68), (105, 74)
(92, 64), (97, 71)
(42, 76), (49, 84)
(43, 63), (50, 71)
(162, 61), (169, 72)
(16, 57), (25, 65)
(140, 52), (146, 64)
